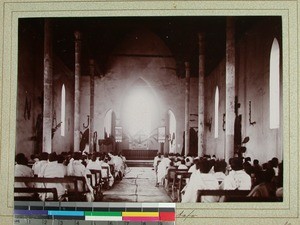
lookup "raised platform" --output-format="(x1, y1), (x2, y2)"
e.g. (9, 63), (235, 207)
(126, 160), (154, 167)
(122, 149), (158, 160)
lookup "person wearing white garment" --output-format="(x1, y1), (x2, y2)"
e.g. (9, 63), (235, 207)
(178, 159), (188, 170)
(213, 160), (227, 186)
(38, 152), (65, 200)
(156, 154), (171, 186)
(32, 152), (49, 176)
(14, 153), (34, 197)
(99, 154), (114, 188)
(153, 153), (162, 171)
(222, 157), (251, 190)
(188, 158), (199, 173)
(181, 158), (219, 203)
(67, 152), (94, 201)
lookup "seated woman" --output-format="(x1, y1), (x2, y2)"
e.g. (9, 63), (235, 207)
(181, 158), (219, 203)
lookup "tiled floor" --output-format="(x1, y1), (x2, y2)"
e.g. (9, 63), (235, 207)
(102, 167), (172, 202)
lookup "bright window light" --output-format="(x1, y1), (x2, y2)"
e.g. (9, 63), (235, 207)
(270, 38), (280, 129)
(104, 109), (112, 137)
(123, 87), (156, 138)
(61, 84), (65, 136)
(214, 86), (219, 138)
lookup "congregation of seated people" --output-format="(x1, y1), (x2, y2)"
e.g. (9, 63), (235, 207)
(153, 153), (283, 203)
(14, 151), (126, 202)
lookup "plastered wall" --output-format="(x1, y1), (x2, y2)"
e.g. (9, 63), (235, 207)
(79, 29), (199, 153)
(205, 17), (282, 163)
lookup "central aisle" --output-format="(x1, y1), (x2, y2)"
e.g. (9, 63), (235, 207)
(102, 167), (172, 202)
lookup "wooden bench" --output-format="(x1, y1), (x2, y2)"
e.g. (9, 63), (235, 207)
(86, 170), (103, 200)
(101, 166), (111, 189)
(109, 164), (115, 178)
(164, 169), (188, 192)
(196, 190), (251, 202)
(173, 171), (192, 202)
(15, 176), (89, 201)
(14, 187), (58, 201)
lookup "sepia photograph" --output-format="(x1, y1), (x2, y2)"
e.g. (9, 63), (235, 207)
(14, 16), (283, 204)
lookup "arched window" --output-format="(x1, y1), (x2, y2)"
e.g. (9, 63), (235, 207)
(214, 86), (219, 138)
(61, 84), (66, 136)
(168, 110), (176, 153)
(269, 38), (280, 129)
(104, 109), (113, 138)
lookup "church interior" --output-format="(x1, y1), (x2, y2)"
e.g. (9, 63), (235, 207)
(15, 16), (283, 203)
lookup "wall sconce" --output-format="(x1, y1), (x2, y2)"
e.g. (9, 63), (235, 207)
(83, 115), (90, 128)
(249, 101), (256, 126)
(205, 117), (212, 132)
(222, 113), (226, 131)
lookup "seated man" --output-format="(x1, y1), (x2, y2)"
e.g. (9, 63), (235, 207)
(67, 152), (94, 201)
(222, 157), (251, 190)
(38, 152), (65, 200)
(188, 158), (199, 173)
(178, 160), (188, 170)
(14, 153), (34, 197)
(213, 160), (227, 186)
(32, 152), (49, 176)
(99, 154), (114, 188)
(248, 169), (276, 198)
(181, 158), (219, 203)
(157, 154), (171, 186)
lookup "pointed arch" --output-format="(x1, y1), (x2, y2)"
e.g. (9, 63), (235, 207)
(60, 84), (66, 136)
(122, 77), (158, 139)
(104, 109), (113, 138)
(214, 86), (219, 138)
(269, 38), (280, 129)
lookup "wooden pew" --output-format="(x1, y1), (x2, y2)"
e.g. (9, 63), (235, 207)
(164, 169), (188, 193)
(109, 164), (115, 178)
(14, 187), (58, 201)
(86, 170), (103, 200)
(172, 171), (192, 202)
(196, 190), (251, 202)
(15, 176), (89, 201)
(101, 166), (111, 189)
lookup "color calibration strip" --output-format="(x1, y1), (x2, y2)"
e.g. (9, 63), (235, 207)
(14, 202), (175, 224)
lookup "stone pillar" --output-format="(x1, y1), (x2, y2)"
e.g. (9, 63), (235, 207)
(225, 17), (236, 162)
(89, 59), (95, 152)
(74, 31), (81, 152)
(184, 62), (190, 156)
(42, 19), (53, 153)
(198, 33), (205, 157)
